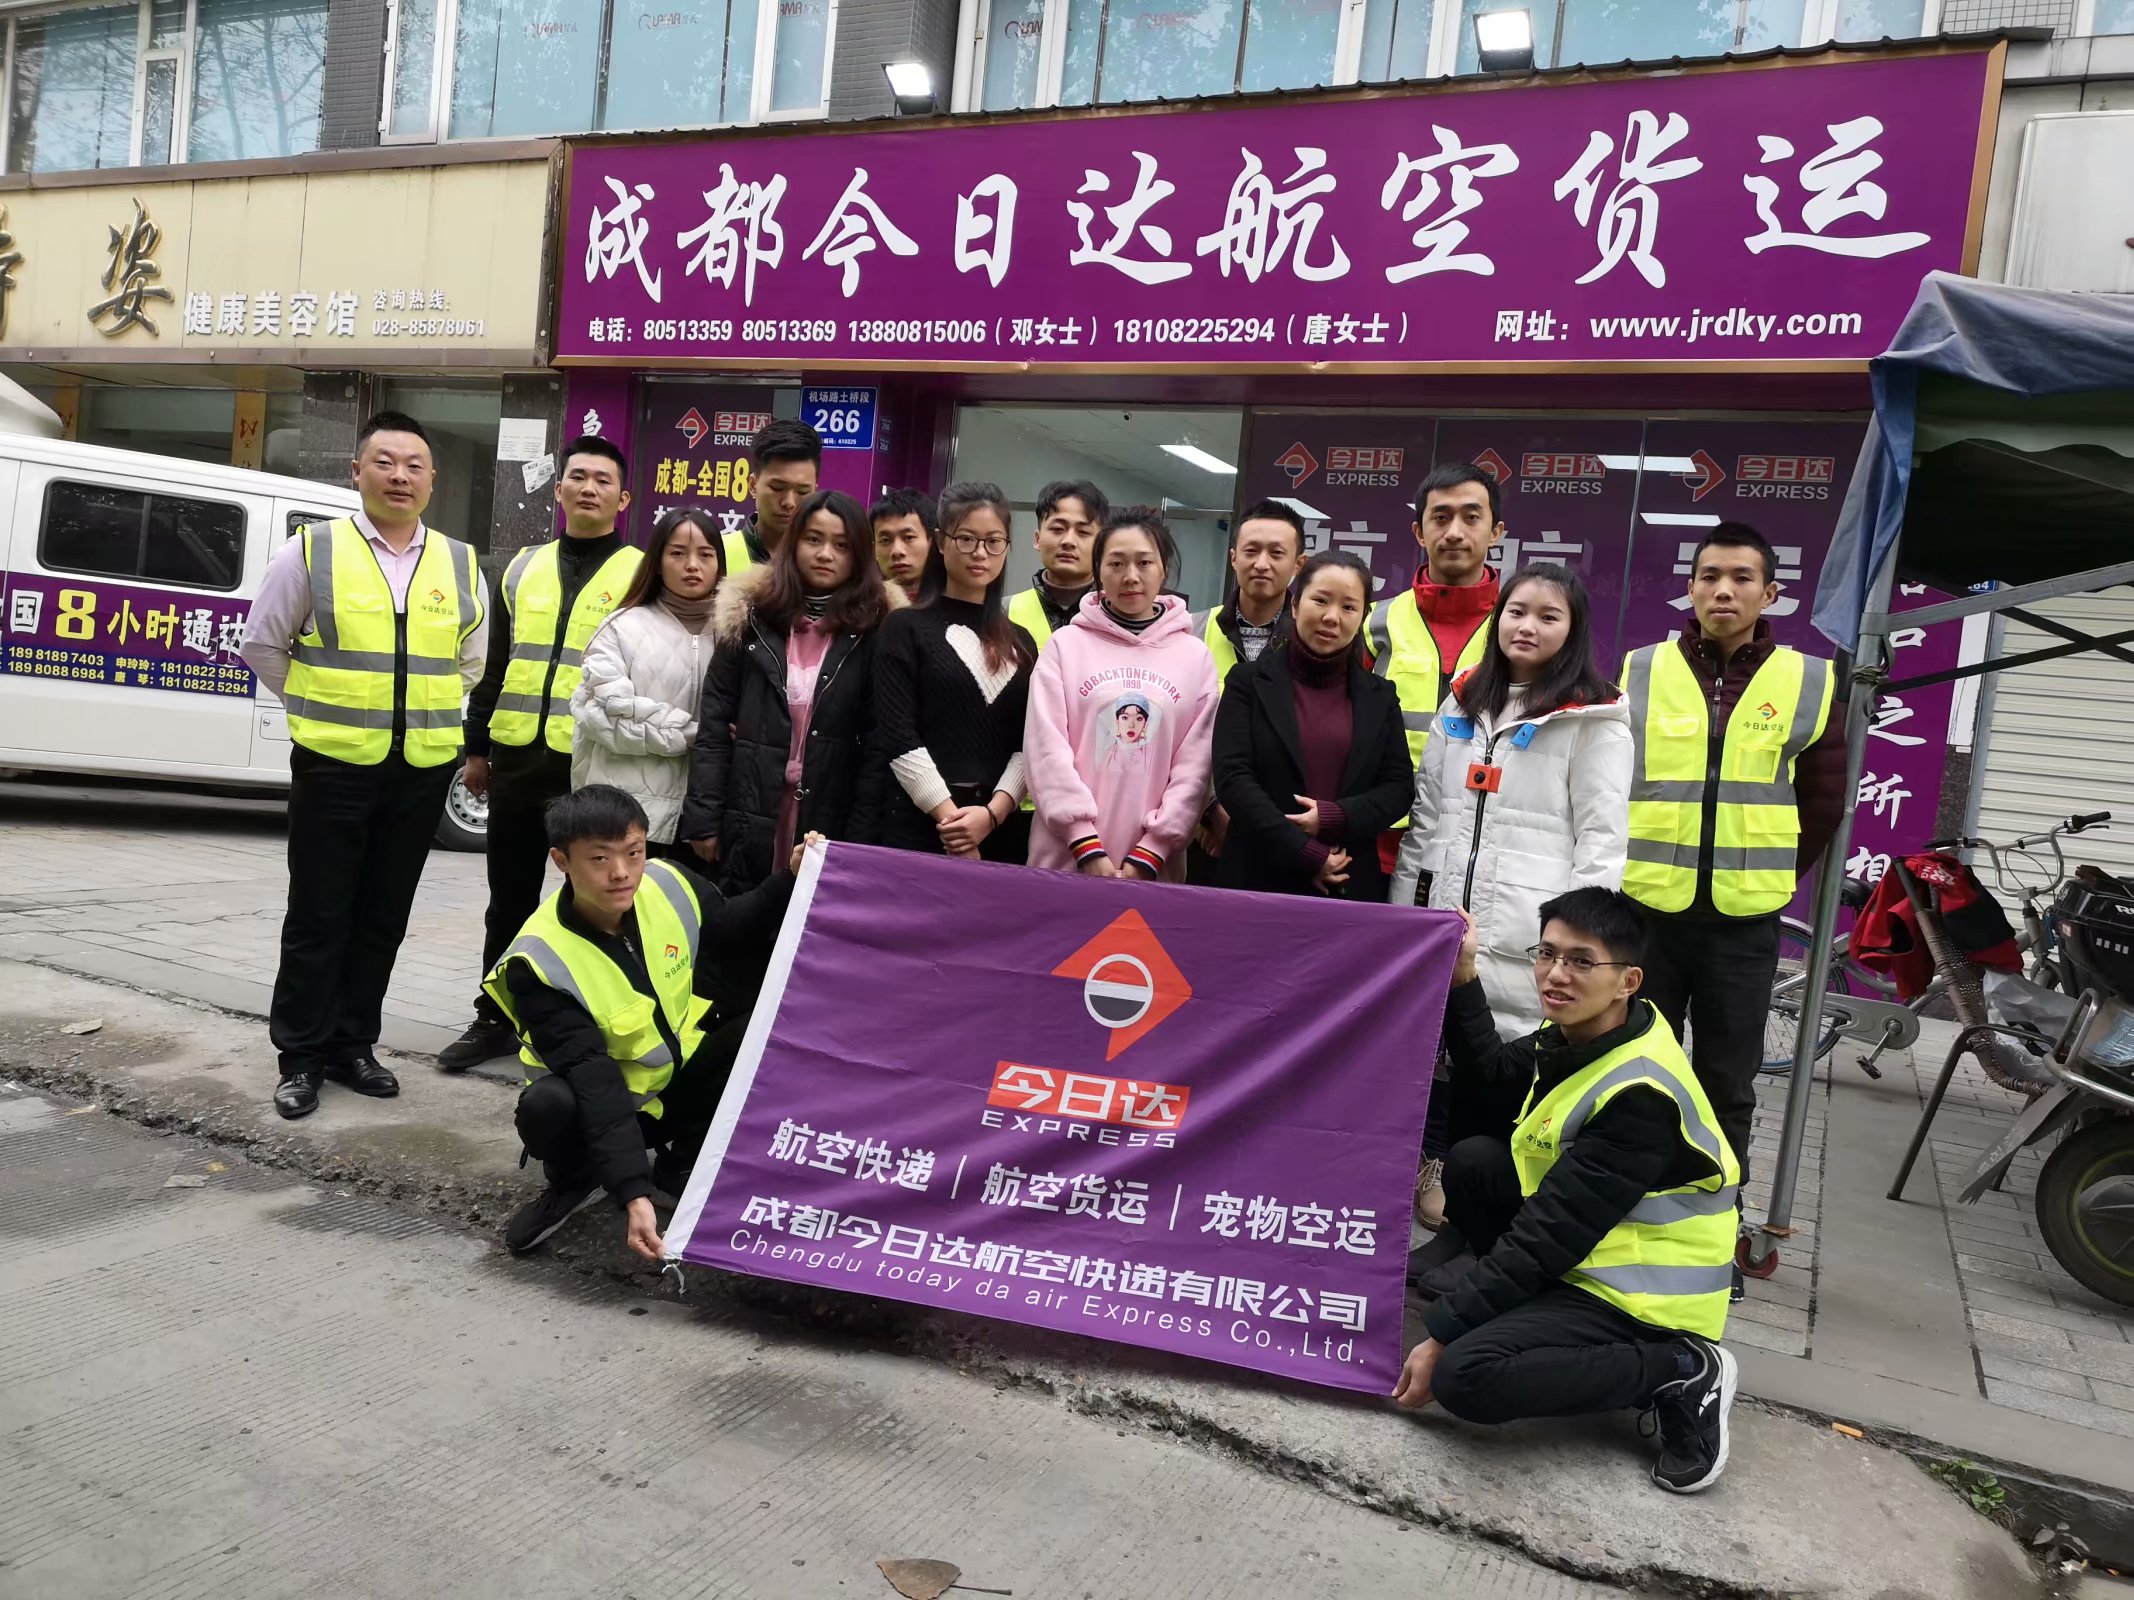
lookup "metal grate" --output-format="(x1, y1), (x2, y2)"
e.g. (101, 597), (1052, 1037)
(1939, 0), (2076, 32)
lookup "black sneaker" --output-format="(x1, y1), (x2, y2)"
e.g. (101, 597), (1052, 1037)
(440, 1018), (518, 1074)
(649, 1150), (692, 1207)
(1405, 1223), (1473, 1297)
(1647, 1338), (1739, 1494)
(503, 1179), (601, 1254)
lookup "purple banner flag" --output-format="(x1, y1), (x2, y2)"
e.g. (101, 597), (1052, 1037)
(563, 50), (1993, 370)
(668, 845), (1463, 1393)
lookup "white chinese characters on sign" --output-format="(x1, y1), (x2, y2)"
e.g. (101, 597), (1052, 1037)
(1068, 152), (1191, 285)
(1379, 127), (1522, 281)
(1744, 117), (1931, 259)
(1554, 110), (1704, 288)
(803, 168), (919, 297)
(955, 174), (1018, 288)
(587, 176), (664, 302)
(1195, 146), (1351, 284)
(678, 165), (789, 307)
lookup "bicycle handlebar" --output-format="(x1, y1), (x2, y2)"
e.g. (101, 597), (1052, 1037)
(2072, 811), (2113, 832)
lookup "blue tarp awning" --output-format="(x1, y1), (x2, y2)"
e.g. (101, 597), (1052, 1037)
(1813, 273), (2134, 651)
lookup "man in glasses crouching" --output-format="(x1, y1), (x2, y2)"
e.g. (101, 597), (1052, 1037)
(1393, 888), (1744, 1495)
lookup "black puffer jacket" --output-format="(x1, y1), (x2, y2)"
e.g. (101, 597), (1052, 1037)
(676, 566), (902, 893)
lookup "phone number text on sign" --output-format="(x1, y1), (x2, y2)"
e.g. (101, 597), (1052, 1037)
(2, 574), (255, 698)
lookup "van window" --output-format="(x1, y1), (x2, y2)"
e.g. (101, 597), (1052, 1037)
(39, 480), (246, 592)
(287, 510), (340, 541)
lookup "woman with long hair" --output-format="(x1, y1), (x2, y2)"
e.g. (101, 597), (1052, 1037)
(1211, 551), (1414, 899)
(676, 489), (902, 892)
(873, 481), (1038, 862)
(1024, 507), (1220, 882)
(570, 508), (724, 857)
(1391, 560), (1631, 1034)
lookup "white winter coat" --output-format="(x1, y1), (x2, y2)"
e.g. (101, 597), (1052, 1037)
(571, 603), (711, 842)
(1390, 687), (1633, 1038)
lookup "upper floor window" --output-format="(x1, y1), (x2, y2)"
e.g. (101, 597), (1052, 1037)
(385, 0), (833, 142)
(2, 0), (327, 174)
(968, 0), (1938, 109)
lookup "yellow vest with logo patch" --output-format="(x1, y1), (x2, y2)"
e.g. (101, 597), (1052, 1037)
(489, 539), (644, 751)
(1363, 589), (1491, 826)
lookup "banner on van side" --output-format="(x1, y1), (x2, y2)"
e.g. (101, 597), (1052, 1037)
(2, 575), (254, 698)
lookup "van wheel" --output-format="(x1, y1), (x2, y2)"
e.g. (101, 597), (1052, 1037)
(435, 765), (488, 852)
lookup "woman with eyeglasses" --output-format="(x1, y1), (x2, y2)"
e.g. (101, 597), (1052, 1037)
(1390, 561), (1631, 1038)
(1025, 506), (1219, 882)
(873, 481), (1038, 862)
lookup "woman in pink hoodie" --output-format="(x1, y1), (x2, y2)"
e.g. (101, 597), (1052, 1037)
(1025, 508), (1220, 881)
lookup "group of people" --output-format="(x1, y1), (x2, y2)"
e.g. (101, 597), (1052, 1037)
(241, 409), (1845, 1497)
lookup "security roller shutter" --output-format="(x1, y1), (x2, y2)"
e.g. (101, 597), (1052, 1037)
(1974, 590), (2134, 883)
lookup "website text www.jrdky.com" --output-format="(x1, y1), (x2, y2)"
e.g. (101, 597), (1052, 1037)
(1584, 307), (1867, 344)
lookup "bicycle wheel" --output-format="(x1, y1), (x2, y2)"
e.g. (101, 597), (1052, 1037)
(1763, 917), (1847, 1075)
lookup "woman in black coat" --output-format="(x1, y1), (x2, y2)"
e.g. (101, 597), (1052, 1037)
(1211, 551), (1414, 901)
(676, 490), (903, 893)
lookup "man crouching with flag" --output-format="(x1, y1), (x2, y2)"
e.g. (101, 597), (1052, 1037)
(1394, 888), (1743, 1494)
(486, 783), (812, 1259)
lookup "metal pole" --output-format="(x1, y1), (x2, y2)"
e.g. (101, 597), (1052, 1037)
(1752, 539), (1898, 1264)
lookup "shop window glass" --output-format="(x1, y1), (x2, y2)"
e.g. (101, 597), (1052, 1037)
(1239, 0), (1341, 91)
(605, 0), (752, 129)
(1056, 0), (1101, 104)
(1091, 0), (1244, 103)
(450, 0), (604, 138)
(382, 381), (503, 552)
(186, 0), (328, 162)
(4, 5), (138, 175)
(981, 0), (1046, 109)
(78, 387), (239, 466)
(1051, 0), (1334, 103)
(1831, 0), (1924, 39)
(769, 0), (831, 110)
(1358, 0), (1436, 82)
(41, 481), (246, 592)
(1454, 0), (1807, 72)
(2101, 0), (2134, 32)
(389, 0), (442, 135)
(141, 58), (178, 163)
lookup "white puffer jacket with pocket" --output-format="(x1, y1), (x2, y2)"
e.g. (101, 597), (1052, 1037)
(570, 602), (710, 842)
(1390, 683), (1633, 1038)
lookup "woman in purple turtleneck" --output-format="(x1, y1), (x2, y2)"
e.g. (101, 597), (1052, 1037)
(1210, 550), (1415, 900)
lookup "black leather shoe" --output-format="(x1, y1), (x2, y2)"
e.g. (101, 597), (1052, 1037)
(438, 1019), (518, 1074)
(325, 1051), (400, 1098)
(274, 1071), (321, 1120)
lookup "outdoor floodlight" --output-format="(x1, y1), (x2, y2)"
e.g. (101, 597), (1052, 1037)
(884, 60), (936, 114)
(1473, 8), (1535, 72)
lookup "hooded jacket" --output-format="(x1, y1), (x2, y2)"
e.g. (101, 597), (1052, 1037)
(1391, 675), (1633, 1036)
(1024, 593), (1221, 879)
(675, 565), (903, 893)
(571, 601), (712, 843)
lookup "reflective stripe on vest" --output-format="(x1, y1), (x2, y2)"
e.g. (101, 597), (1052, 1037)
(1509, 1011), (1742, 1340)
(481, 858), (710, 1118)
(1007, 587), (1053, 653)
(283, 519), (480, 769)
(722, 529), (757, 580)
(1365, 589), (1490, 828)
(1195, 608), (1239, 685)
(488, 541), (644, 752)
(1621, 642), (1834, 916)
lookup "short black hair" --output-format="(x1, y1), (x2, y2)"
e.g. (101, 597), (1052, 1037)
(558, 434), (628, 479)
(544, 784), (649, 850)
(1037, 479), (1109, 525)
(1537, 887), (1648, 966)
(870, 486), (939, 532)
(355, 410), (431, 453)
(1093, 506), (1178, 588)
(751, 418), (823, 469)
(1234, 498), (1306, 551)
(1415, 461), (1502, 527)
(1691, 521), (1778, 586)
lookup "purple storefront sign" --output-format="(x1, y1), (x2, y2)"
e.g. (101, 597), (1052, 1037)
(1, 574), (254, 697)
(668, 845), (1462, 1394)
(563, 51), (1992, 370)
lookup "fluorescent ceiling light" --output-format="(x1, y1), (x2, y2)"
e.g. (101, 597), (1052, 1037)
(1472, 8), (1532, 53)
(883, 60), (933, 101)
(1597, 454), (1698, 473)
(1162, 443), (1236, 475)
(1640, 511), (1723, 526)
(1273, 496), (1329, 522)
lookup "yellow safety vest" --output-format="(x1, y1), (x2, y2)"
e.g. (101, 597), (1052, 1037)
(482, 859), (711, 1119)
(1363, 589), (1491, 825)
(1621, 642), (1835, 917)
(489, 540), (644, 751)
(1194, 607), (1239, 685)
(1007, 586), (1054, 652)
(1511, 1004), (1741, 1340)
(282, 518), (481, 769)
(722, 528), (757, 579)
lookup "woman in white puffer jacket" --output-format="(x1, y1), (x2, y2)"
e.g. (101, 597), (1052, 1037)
(1391, 561), (1632, 1040)
(571, 509), (723, 849)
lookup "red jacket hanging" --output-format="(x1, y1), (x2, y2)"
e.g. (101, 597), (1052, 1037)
(1852, 852), (2021, 999)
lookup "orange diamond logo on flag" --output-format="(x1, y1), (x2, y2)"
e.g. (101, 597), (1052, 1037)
(1052, 909), (1192, 1061)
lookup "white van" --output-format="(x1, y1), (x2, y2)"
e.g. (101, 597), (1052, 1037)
(0, 433), (486, 848)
